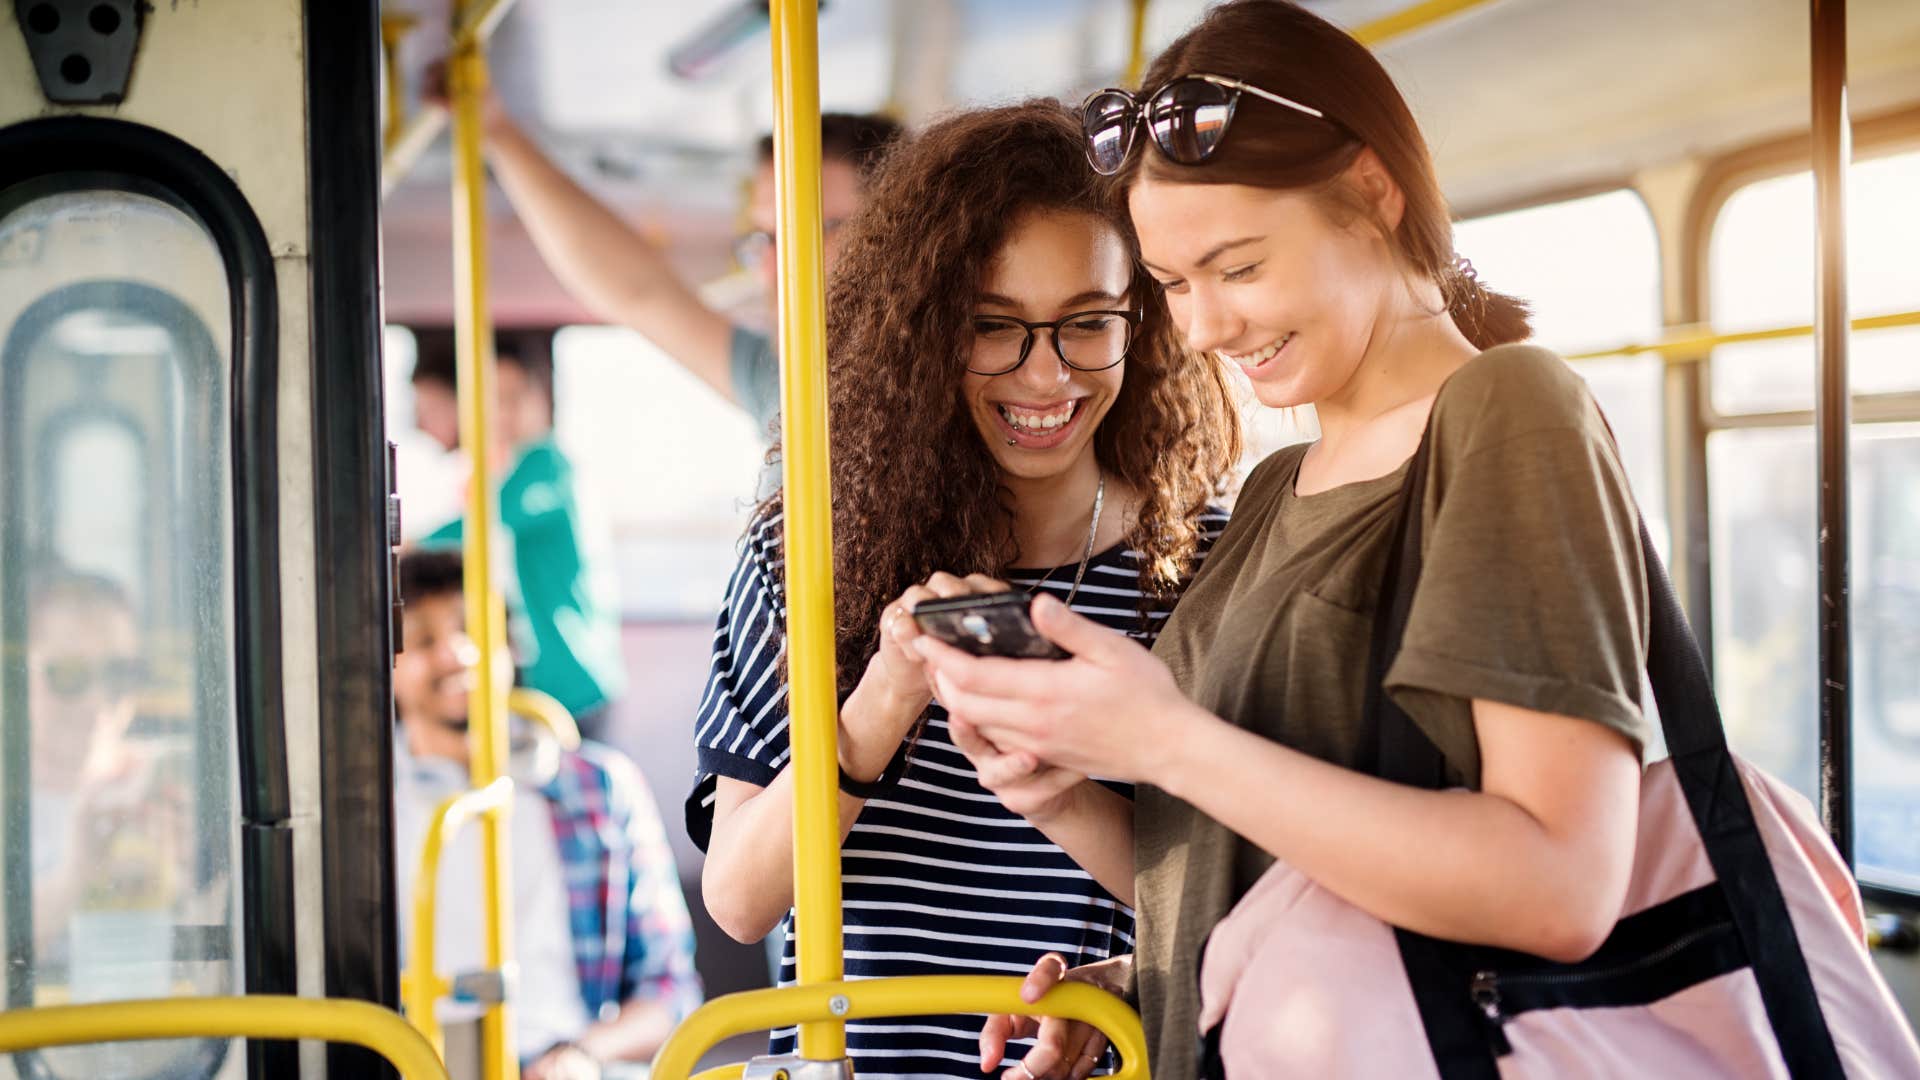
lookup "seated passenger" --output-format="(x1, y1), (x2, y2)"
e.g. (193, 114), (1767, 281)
(424, 336), (627, 741)
(391, 549), (699, 1079)
(687, 102), (1241, 1077)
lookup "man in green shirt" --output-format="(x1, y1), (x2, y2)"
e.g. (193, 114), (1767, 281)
(426, 337), (626, 737)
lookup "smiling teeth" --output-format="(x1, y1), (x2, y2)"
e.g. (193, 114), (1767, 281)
(998, 401), (1078, 435)
(1221, 333), (1294, 365)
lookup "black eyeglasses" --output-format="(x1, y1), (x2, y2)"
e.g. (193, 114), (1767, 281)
(968, 309), (1142, 376)
(1080, 73), (1330, 176)
(735, 218), (850, 274)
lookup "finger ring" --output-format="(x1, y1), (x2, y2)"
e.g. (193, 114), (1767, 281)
(1017, 1063), (1038, 1080)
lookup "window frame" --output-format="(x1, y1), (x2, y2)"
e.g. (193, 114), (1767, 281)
(1684, 104), (1920, 909)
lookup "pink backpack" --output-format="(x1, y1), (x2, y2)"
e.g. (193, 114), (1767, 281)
(1197, 432), (1920, 1079)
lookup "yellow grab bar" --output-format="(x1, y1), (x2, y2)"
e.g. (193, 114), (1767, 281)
(650, 976), (1150, 1080)
(0, 995), (449, 1080)
(402, 776), (515, 1060)
(1564, 308), (1920, 364)
(1352, 0), (1507, 45)
(767, 0), (845, 1063)
(508, 687), (582, 751)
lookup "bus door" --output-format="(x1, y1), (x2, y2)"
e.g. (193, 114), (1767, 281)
(0, 3), (396, 1078)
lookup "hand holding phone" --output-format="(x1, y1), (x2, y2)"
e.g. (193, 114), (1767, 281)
(912, 592), (1069, 660)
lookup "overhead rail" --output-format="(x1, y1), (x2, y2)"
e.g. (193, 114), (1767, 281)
(1563, 308), (1920, 364)
(380, 0), (523, 197)
(401, 776), (517, 1060)
(0, 996), (449, 1080)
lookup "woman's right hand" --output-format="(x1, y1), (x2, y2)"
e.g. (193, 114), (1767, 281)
(981, 953), (1134, 1080)
(864, 572), (1008, 720)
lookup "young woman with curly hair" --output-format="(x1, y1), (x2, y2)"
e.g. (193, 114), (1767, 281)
(686, 100), (1240, 1077)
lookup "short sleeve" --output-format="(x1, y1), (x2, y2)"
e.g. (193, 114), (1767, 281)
(685, 520), (791, 850)
(599, 749), (703, 1019)
(728, 327), (781, 435)
(1384, 346), (1650, 781)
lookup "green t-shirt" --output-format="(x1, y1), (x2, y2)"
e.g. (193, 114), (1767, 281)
(426, 436), (625, 719)
(1137, 345), (1652, 1079)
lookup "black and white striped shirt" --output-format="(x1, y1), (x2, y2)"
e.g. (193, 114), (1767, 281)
(687, 507), (1230, 1079)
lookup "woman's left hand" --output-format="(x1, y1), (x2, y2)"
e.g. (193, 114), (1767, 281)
(915, 592), (1194, 784)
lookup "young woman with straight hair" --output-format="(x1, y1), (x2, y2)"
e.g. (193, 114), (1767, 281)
(688, 101), (1240, 1078)
(918, 5), (1654, 1078)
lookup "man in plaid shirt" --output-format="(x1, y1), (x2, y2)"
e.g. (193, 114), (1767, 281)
(393, 550), (701, 1079)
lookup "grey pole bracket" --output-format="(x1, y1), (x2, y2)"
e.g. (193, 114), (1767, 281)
(13, 0), (145, 105)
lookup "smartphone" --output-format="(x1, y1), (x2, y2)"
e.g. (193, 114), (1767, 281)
(911, 592), (1069, 660)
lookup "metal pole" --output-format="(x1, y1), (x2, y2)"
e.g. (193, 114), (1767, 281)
(447, 17), (519, 1074)
(1810, 0), (1852, 865)
(768, 0), (847, 1063)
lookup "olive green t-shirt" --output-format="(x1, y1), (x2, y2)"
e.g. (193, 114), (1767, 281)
(1136, 344), (1652, 1080)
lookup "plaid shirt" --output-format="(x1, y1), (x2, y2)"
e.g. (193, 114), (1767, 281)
(538, 743), (703, 1023)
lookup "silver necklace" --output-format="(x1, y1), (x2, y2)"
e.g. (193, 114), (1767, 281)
(1024, 474), (1106, 609)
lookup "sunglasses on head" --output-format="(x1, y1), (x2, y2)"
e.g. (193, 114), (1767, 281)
(1080, 73), (1330, 176)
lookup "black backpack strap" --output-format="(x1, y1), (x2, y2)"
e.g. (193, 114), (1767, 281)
(1638, 521), (1844, 1077)
(1365, 432), (1502, 1077)
(1365, 417), (1844, 1078)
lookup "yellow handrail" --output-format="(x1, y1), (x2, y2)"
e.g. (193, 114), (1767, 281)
(1564, 308), (1920, 363)
(1352, 0), (1507, 45)
(447, 3), (518, 1074)
(508, 687), (582, 751)
(650, 976), (1150, 1080)
(402, 776), (516, 1060)
(767, 0), (845, 1064)
(0, 995), (449, 1080)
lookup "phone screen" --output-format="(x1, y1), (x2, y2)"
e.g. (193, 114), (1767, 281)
(911, 592), (1069, 660)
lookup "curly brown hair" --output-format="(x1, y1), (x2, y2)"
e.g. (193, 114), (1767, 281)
(756, 100), (1242, 696)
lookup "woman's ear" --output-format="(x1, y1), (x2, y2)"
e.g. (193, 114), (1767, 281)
(1342, 147), (1406, 235)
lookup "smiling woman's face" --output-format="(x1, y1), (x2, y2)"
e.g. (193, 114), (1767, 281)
(1129, 176), (1398, 410)
(961, 209), (1134, 483)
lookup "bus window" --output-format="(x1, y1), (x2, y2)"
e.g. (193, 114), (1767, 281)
(1453, 189), (1669, 558)
(551, 324), (766, 619)
(1707, 148), (1920, 895)
(0, 187), (241, 1077)
(1709, 150), (1920, 416)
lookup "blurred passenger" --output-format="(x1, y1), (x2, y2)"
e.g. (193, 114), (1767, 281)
(410, 341), (462, 453)
(429, 65), (898, 433)
(424, 334), (626, 741)
(25, 569), (183, 953)
(688, 102), (1240, 1077)
(392, 549), (699, 1079)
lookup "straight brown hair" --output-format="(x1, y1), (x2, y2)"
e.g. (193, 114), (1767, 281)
(1115, 0), (1531, 348)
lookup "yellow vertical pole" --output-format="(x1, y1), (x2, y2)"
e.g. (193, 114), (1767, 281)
(1125, 0), (1150, 86)
(447, 18), (518, 1079)
(768, 0), (845, 1063)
